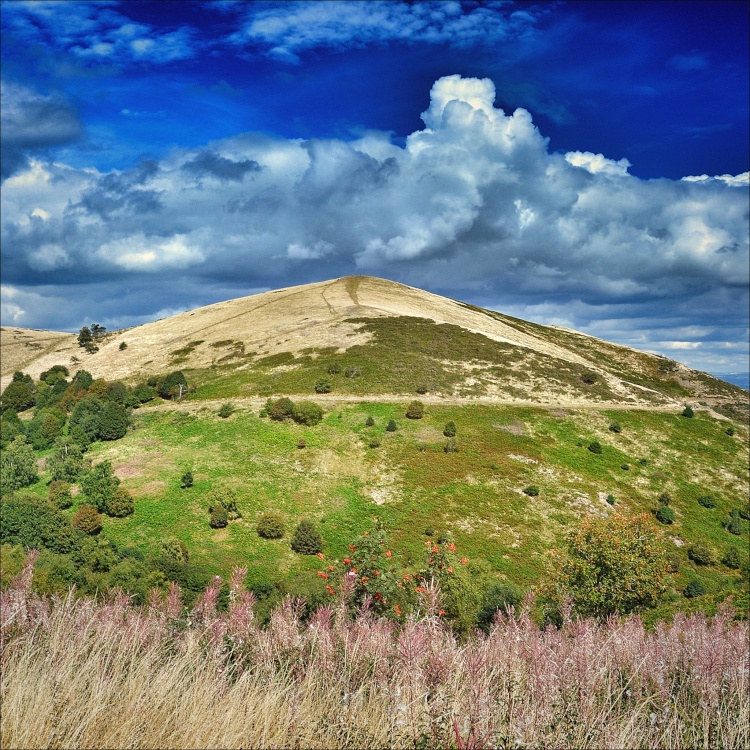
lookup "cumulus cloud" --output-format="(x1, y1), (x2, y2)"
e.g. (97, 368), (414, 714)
(1, 74), (747, 372)
(229, 1), (545, 62)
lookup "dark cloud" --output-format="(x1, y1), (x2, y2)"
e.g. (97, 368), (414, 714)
(1, 82), (83, 179)
(182, 151), (261, 182)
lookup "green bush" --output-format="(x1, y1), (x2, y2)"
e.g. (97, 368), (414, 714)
(314, 379), (331, 394)
(606, 494), (615, 506)
(365, 416), (375, 427)
(726, 426), (735, 436)
(47, 438), (87, 483)
(386, 419), (397, 432)
(1, 494), (79, 552)
(621, 464), (630, 471)
(161, 538), (189, 562)
(444, 438), (458, 453)
(48, 480), (73, 510)
(267, 397), (295, 421)
(180, 471), (194, 489)
(105, 487), (135, 518)
(207, 487), (241, 520)
(98, 402), (129, 441)
(581, 372), (597, 384)
(697, 495), (715, 509)
(0, 436), (38, 493)
(292, 401), (324, 426)
(406, 400), (424, 419)
(655, 506), (675, 525)
(291, 519), (323, 555)
(477, 581), (522, 632)
(72, 504), (102, 535)
(443, 421), (457, 437)
(158, 371), (188, 400)
(257, 512), (285, 539)
(344, 367), (360, 378)
(209, 503), (228, 529)
(608, 421), (622, 433)
(79, 461), (120, 513)
(727, 514), (744, 536)
(721, 546), (742, 569)
(588, 441), (602, 454)
(683, 580), (706, 598)
(368, 437), (381, 449)
(658, 492), (672, 506)
(523, 486), (539, 497)
(218, 402), (235, 418)
(687, 544), (714, 566)
(297, 438), (306, 449)
(681, 405), (694, 418)
(327, 363), (341, 375)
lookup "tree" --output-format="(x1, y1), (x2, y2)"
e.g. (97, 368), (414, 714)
(218, 402), (234, 418)
(207, 486), (241, 520)
(209, 503), (228, 529)
(79, 461), (120, 513)
(588, 441), (602, 454)
(541, 513), (669, 620)
(266, 397), (295, 421)
(72, 504), (102, 535)
(180, 470), (194, 489)
(1, 493), (80, 552)
(158, 371), (187, 400)
(386, 419), (398, 432)
(0, 436), (38, 494)
(0, 410), (24, 449)
(69, 395), (103, 447)
(28, 409), (64, 450)
(47, 437), (87, 483)
(105, 487), (135, 518)
(406, 400), (424, 419)
(98, 402), (129, 440)
(48, 480), (73, 510)
(77, 326), (94, 348)
(314, 379), (332, 394)
(682, 405), (694, 418)
(443, 421), (457, 437)
(655, 506), (675, 524)
(1, 378), (36, 414)
(365, 416), (375, 427)
(291, 519), (323, 554)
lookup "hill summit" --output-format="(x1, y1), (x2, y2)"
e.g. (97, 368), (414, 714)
(1, 276), (746, 417)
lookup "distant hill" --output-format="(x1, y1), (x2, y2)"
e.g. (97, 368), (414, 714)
(2, 276), (746, 420)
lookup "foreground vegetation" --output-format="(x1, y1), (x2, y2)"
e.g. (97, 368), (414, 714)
(1, 552), (748, 750)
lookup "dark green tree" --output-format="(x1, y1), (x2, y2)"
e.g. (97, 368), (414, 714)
(292, 400), (324, 426)
(180, 470), (194, 489)
(257, 512), (285, 539)
(386, 419), (398, 432)
(365, 416), (375, 427)
(0, 410), (24, 449)
(98, 402), (129, 440)
(266, 397), (295, 421)
(682, 405), (694, 418)
(79, 461), (120, 513)
(158, 371), (188, 400)
(314, 379), (332, 394)
(209, 503), (228, 529)
(1, 378), (36, 414)
(105, 487), (135, 518)
(291, 519), (323, 554)
(406, 400), (424, 419)
(48, 480), (73, 510)
(72, 504), (102, 535)
(443, 421), (457, 437)
(47, 437), (87, 483)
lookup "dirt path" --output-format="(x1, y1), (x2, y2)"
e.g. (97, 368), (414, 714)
(138, 392), (695, 416)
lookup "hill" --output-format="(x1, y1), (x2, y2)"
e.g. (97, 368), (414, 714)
(1, 276), (748, 625)
(1, 276), (746, 418)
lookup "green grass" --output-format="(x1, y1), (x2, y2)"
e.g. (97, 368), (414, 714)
(51, 399), (746, 605)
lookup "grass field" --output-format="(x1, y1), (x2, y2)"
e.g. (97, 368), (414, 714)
(44, 397), (747, 608)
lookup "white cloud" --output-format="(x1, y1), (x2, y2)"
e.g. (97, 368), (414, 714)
(682, 171), (749, 187)
(565, 151), (631, 176)
(96, 234), (205, 271)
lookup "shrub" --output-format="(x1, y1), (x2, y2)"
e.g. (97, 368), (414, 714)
(739, 504), (750, 521)
(257, 513), (285, 539)
(687, 544), (714, 566)
(444, 438), (458, 453)
(297, 438), (306, 449)
(79, 461), (120, 513)
(721, 547), (742, 569)
(161, 538), (189, 562)
(406, 400), (424, 419)
(658, 492), (672, 506)
(368, 437), (381, 449)
(415, 384), (429, 394)
(267, 397), (295, 421)
(581, 372), (598, 384)
(477, 582), (522, 632)
(523, 486), (539, 497)
(443, 421), (457, 437)
(180, 471), (194, 489)
(207, 487), (241, 521)
(424, 527), (435, 537)
(726, 426), (735, 436)
(386, 419), (397, 432)
(344, 367), (360, 378)
(105, 487), (135, 518)
(639, 458), (649, 466)
(541, 513), (669, 619)
(697, 495), (715, 509)
(621, 464), (630, 471)
(683, 580), (707, 598)
(48, 480), (73, 510)
(588, 441), (602, 454)
(314, 379), (331, 394)
(365, 416), (375, 427)
(608, 421), (622, 433)
(727, 514), (744, 536)
(681, 405), (694, 418)
(606, 495), (615, 506)
(218, 402), (235, 418)
(0, 436), (38, 493)
(209, 503), (228, 529)
(72, 504), (102, 535)
(326, 363), (341, 375)
(291, 519), (323, 554)
(655, 506), (675, 525)
(292, 401), (324, 426)
(119, 341), (127, 351)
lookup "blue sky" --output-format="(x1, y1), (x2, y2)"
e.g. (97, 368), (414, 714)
(1, 0), (748, 383)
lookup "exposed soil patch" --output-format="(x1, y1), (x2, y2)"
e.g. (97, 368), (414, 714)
(494, 421), (527, 435)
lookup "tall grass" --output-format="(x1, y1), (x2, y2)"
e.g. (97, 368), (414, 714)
(2, 552), (748, 749)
